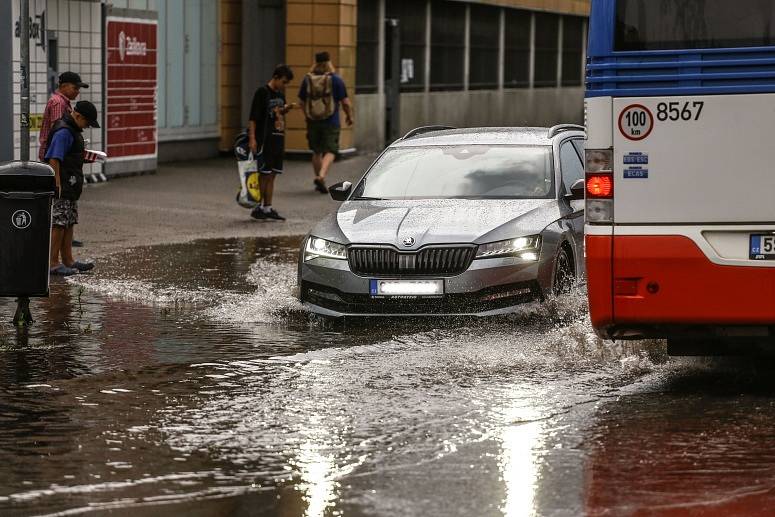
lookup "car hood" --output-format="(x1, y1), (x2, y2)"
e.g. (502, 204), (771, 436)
(320, 199), (560, 248)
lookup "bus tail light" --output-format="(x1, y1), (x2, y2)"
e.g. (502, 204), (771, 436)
(585, 149), (614, 224)
(586, 174), (613, 198)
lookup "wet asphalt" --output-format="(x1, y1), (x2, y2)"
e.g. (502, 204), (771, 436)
(2, 236), (775, 517)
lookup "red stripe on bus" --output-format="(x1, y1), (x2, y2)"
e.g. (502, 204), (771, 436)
(612, 235), (775, 325)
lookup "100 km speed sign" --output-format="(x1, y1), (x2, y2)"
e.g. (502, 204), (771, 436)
(618, 104), (654, 141)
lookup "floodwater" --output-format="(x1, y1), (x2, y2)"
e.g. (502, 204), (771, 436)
(1, 237), (775, 516)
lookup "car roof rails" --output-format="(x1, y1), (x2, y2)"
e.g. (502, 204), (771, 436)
(547, 124), (585, 139)
(401, 125), (457, 140)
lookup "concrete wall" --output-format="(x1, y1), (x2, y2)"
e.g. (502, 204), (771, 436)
(242, 0), (286, 127)
(355, 87), (584, 150)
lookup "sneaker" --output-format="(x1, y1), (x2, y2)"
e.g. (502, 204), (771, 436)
(70, 261), (95, 272)
(314, 178), (328, 194)
(250, 207), (267, 220)
(265, 208), (286, 221)
(50, 264), (78, 276)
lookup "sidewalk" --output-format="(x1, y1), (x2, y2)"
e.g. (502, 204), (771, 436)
(77, 154), (376, 258)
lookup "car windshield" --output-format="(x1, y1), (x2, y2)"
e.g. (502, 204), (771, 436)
(352, 145), (555, 200)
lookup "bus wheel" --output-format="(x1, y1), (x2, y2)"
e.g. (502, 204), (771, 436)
(552, 247), (575, 295)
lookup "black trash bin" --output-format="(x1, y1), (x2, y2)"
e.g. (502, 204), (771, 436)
(0, 161), (57, 297)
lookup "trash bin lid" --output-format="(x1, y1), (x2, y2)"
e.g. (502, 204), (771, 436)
(0, 161), (56, 192)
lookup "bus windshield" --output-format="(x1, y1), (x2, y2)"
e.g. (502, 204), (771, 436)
(616, 0), (775, 51)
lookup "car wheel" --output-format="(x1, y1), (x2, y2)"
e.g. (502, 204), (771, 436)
(552, 246), (575, 295)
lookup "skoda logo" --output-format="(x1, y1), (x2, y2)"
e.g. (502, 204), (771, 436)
(11, 210), (31, 230)
(402, 237), (415, 247)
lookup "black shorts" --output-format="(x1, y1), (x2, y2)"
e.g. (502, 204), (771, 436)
(261, 136), (284, 174)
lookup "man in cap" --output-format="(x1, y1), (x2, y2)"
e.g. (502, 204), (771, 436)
(39, 71), (89, 248)
(44, 101), (100, 276)
(298, 51), (353, 194)
(38, 71), (88, 161)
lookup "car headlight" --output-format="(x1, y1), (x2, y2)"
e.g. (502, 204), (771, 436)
(304, 236), (347, 262)
(475, 235), (541, 261)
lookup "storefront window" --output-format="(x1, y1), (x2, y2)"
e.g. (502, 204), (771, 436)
(533, 12), (559, 88)
(561, 16), (584, 86)
(430, 0), (466, 91)
(504, 9), (531, 88)
(386, 0), (426, 92)
(469, 4), (500, 90)
(357, 0), (379, 94)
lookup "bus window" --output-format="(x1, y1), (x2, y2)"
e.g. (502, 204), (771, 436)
(615, 0), (775, 51)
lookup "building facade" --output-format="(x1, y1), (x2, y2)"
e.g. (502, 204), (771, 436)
(283, 0), (589, 153)
(2, 0), (590, 171)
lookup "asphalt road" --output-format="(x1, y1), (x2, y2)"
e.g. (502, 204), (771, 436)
(76, 155), (376, 259)
(1, 158), (775, 516)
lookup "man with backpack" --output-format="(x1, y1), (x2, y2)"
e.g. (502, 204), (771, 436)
(298, 51), (354, 194)
(248, 64), (296, 220)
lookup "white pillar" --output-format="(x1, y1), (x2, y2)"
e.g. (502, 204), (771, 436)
(424, 0), (431, 93)
(463, 3), (471, 91)
(528, 12), (535, 89)
(557, 16), (564, 88)
(378, 0), (386, 96)
(498, 7), (505, 91)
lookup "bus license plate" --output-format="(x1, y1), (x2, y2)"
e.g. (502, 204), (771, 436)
(370, 279), (444, 297)
(750, 234), (775, 260)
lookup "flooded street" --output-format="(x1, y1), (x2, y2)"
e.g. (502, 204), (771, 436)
(1, 237), (775, 516)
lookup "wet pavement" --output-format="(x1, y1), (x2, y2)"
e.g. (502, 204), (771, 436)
(1, 237), (775, 516)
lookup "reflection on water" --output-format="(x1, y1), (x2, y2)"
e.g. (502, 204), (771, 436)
(500, 421), (543, 517)
(2, 236), (767, 516)
(585, 360), (775, 516)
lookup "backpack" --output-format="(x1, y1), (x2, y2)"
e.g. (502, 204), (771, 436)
(303, 73), (336, 121)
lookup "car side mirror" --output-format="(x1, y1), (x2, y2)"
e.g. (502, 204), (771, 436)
(329, 181), (352, 202)
(568, 179), (585, 201)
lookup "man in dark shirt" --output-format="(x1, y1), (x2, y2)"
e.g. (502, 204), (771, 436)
(248, 64), (296, 221)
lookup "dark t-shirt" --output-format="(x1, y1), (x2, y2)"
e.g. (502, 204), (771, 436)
(249, 85), (286, 150)
(298, 73), (348, 127)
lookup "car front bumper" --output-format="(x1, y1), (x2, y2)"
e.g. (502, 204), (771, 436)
(299, 255), (551, 317)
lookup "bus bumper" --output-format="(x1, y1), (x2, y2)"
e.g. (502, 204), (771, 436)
(587, 235), (775, 340)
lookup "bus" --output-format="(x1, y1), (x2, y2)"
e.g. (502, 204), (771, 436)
(584, 0), (775, 353)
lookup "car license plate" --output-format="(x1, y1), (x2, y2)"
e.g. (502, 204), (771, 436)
(370, 279), (444, 297)
(750, 234), (775, 260)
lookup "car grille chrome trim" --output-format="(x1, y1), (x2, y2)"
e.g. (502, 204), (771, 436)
(348, 245), (477, 277)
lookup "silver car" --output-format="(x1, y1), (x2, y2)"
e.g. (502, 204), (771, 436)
(298, 125), (586, 317)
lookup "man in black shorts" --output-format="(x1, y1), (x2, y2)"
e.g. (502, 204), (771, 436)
(248, 64), (296, 221)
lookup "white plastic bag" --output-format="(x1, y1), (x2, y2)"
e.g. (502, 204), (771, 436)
(236, 153), (261, 209)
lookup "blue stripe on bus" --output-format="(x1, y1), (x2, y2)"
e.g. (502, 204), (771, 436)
(586, 0), (775, 98)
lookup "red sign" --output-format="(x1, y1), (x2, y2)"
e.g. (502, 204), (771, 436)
(106, 18), (157, 160)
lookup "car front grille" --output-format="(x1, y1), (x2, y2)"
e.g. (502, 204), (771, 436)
(348, 245), (477, 277)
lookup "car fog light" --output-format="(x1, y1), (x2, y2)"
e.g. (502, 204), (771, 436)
(519, 252), (539, 261)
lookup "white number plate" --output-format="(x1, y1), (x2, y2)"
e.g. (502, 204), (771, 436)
(370, 279), (444, 297)
(750, 234), (775, 260)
